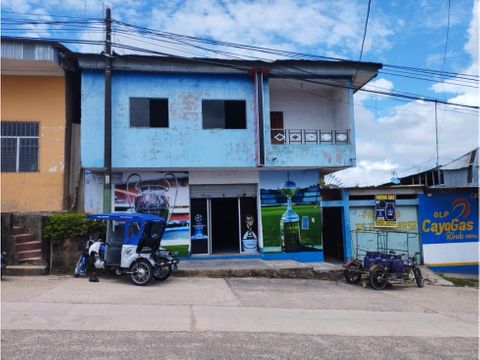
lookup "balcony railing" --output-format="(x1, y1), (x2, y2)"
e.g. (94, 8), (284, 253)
(270, 129), (350, 145)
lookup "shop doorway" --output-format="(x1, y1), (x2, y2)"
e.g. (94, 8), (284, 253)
(211, 198), (240, 254)
(322, 207), (344, 261)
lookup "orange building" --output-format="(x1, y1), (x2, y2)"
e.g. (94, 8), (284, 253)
(1, 38), (78, 212)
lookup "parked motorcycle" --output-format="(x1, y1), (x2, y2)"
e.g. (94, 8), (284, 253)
(74, 212), (179, 285)
(74, 236), (104, 277)
(368, 251), (424, 290)
(344, 251), (424, 290)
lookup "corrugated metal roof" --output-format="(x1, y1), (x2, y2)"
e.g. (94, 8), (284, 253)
(1, 40), (60, 63)
(441, 148), (479, 170)
(75, 53), (381, 91)
(1, 37), (77, 73)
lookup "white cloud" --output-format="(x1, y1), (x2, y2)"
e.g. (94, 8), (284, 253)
(356, 77), (394, 103)
(334, 1), (480, 187)
(145, 0), (395, 59)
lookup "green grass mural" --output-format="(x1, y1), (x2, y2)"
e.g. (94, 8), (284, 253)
(262, 203), (322, 252)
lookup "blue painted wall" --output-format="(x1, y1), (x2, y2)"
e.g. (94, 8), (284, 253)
(81, 71), (257, 168)
(263, 80), (356, 168)
(81, 71), (356, 169)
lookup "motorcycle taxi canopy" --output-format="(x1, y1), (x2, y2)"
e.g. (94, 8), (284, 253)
(87, 212), (166, 223)
(87, 212), (166, 246)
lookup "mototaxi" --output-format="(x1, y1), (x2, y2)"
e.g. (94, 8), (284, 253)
(87, 212), (179, 286)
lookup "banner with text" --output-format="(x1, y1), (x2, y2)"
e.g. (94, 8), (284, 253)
(374, 194), (397, 228)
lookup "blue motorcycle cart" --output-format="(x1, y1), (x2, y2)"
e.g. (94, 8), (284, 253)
(77, 212), (179, 286)
(343, 230), (424, 290)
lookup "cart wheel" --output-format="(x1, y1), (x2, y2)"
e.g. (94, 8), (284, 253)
(369, 265), (388, 290)
(414, 267), (424, 288)
(344, 260), (362, 284)
(130, 258), (153, 286)
(153, 266), (172, 281)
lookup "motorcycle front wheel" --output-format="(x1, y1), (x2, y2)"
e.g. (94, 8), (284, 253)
(130, 259), (153, 286)
(369, 265), (388, 290)
(153, 266), (172, 281)
(414, 267), (424, 288)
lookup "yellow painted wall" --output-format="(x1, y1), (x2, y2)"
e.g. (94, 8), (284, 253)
(1, 75), (66, 212)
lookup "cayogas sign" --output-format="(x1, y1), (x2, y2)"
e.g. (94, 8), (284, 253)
(419, 193), (478, 244)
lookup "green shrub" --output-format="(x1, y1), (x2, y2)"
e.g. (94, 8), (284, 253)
(44, 213), (106, 245)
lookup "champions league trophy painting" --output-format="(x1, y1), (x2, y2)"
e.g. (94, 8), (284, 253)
(191, 214), (208, 240)
(280, 174), (301, 252)
(242, 214), (258, 252)
(125, 173), (177, 221)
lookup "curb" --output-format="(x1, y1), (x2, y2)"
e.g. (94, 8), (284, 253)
(174, 267), (344, 280)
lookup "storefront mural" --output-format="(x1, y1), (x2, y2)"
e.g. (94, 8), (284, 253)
(260, 170), (322, 253)
(84, 171), (190, 250)
(349, 206), (420, 257)
(190, 199), (208, 254)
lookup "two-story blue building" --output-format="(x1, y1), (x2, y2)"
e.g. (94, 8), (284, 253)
(77, 55), (381, 261)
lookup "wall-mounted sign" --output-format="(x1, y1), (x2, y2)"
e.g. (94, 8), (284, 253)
(419, 193), (478, 245)
(374, 194), (397, 228)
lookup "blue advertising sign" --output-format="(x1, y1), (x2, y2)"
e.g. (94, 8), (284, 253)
(419, 193), (478, 245)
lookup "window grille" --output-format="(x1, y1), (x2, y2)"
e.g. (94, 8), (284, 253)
(1, 122), (39, 172)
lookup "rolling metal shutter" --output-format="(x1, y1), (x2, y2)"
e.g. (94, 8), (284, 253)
(190, 184), (257, 198)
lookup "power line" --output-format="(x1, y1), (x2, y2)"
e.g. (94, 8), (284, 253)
(3, 15), (478, 82)
(113, 20), (479, 81)
(106, 40), (479, 110)
(0, 10), (102, 20)
(359, 0), (372, 61)
(440, 0), (452, 101)
(2, 20), (479, 109)
(110, 21), (479, 93)
(4, 31), (478, 110)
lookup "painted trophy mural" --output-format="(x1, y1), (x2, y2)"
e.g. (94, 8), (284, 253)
(260, 170), (322, 253)
(242, 214), (258, 252)
(114, 172), (190, 255)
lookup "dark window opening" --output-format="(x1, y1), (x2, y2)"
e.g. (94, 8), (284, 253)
(1, 121), (39, 172)
(130, 98), (168, 128)
(203, 100), (246, 129)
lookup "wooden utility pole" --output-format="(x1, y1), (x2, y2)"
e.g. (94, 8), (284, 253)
(103, 7), (112, 212)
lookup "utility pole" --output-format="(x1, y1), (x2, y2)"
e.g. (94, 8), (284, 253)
(434, 100), (440, 185)
(103, 7), (112, 212)
(434, 100), (439, 168)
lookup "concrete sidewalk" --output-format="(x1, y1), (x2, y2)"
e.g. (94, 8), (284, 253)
(176, 258), (344, 280)
(175, 258), (454, 285)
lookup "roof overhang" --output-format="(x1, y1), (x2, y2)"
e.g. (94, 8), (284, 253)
(76, 54), (382, 92)
(1, 37), (73, 76)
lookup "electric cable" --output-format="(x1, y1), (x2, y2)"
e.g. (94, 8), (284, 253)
(2, 21), (478, 110)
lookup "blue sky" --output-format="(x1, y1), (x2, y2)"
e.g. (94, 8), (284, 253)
(1, 0), (478, 186)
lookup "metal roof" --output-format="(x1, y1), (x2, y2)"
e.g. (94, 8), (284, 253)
(1, 36), (75, 75)
(440, 148), (478, 170)
(75, 53), (382, 92)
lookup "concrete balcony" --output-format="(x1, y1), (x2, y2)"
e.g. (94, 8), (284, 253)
(265, 128), (354, 168)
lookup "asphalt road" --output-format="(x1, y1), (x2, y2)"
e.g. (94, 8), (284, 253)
(1, 275), (478, 359)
